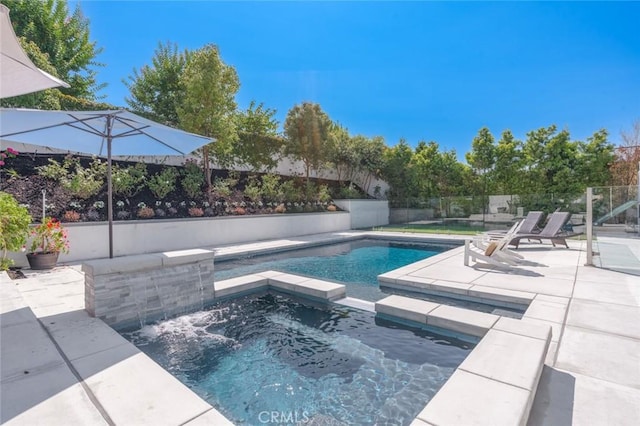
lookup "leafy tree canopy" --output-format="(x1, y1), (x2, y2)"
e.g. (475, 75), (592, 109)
(283, 102), (332, 182)
(2, 0), (105, 100)
(125, 41), (189, 126)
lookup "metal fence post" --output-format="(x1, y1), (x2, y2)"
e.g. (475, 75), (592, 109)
(586, 187), (593, 266)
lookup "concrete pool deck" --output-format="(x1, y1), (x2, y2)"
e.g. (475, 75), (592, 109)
(1, 231), (639, 425)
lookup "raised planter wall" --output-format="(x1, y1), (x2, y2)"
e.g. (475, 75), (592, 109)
(333, 199), (389, 228)
(8, 212), (351, 266)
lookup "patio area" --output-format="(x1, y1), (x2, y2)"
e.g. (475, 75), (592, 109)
(1, 231), (639, 425)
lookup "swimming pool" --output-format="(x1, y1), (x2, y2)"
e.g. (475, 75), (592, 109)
(214, 238), (525, 317)
(215, 238), (450, 301)
(123, 292), (473, 425)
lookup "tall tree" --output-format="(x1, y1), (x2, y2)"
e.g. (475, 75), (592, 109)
(327, 123), (355, 185)
(610, 120), (640, 186)
(125, 41), (189, 126)
(493, 130), (522, 194)
(233, 101), (283, 172)
(283, 102), (332, 183)
(380, 139), (417, 203)
(576, 129), (614, 187)
(3, 0), (104, 100)
(466, 127), (496, 214)
(354, 135), (386, 193)
(177, 44), (240, 192)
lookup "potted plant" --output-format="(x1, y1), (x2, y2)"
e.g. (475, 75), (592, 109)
(0, 192), (32, 271)
(26, 217), (70, 270)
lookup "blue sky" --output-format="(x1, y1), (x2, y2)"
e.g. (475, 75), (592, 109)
(76, 1), (639, 155)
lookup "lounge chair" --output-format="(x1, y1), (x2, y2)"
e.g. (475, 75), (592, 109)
(509, 211), (580, 249)
(464, 221), (524, 269)
(486, 211), (544, 237)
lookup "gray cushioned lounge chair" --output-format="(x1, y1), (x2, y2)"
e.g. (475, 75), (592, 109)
(510, 211), (580, 249)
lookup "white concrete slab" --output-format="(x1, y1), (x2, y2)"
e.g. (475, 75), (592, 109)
(572, 280), (640, 307)
(1, 316), (65, 381)
(493, 317), (552, 341)
(0, 363), (107, 425)
(39, 310), (132, 361)
(459, 329), (548, 391)
(375, 295), (440, 324)
(184, 408), (234, 425)
(214, 275), (268, 298)
(566, 298), (640, 340)
(524, 298), (568, 323)
(286, 278), (346, 301)
(521, 317), (563, 343)
(417, 369), (531, 426)
(555, 326), (640, 389)
(428, 280), (474, 295)
(427, 305), (499, 337)
(472, 274), (574, 298)
(72, 345), (212, 426)
(529, 367), (640, 426)
(469, 285), (536, 305)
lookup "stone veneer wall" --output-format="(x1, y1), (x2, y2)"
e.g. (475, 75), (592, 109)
(83, 249), (215, 330)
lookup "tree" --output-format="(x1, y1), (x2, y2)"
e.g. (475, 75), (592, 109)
(493, 130), (522, 194)
(466, 127), (496, 216)
(354, 135), (385, 194)
(576, 129), (614, 187)
(283, 102), (332, 183)
(610, 120), (640, 186)
(412, 141), (442, 198)
(327, 123), (355, 185)
(380, 139), (417, 204)
(177, 44), (240, 193)
(3, 0), (104, 100)
(233, 101), (283, 172)
(125, 41), (189, 126)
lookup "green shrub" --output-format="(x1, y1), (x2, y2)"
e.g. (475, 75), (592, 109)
(212, 177), (231, 199)
(37, 157), (68, 180)
(0, 192), (32, 270)
(244, 176), (262, 202)
(260, 173), (280, 202)
(147, 167), (178, 199)
(278, 180), (302, 203)
(317, 184), (332, 203)
(181, 160), (204, 199)
(112, 163), (147, 197)
(38, 157), (106, 199)
(336, 183), (362, 199)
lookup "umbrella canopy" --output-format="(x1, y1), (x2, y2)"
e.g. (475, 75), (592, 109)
(0, 109), (211, 155)
(0, 108), (213, 258)
(0, 4), (69, 99)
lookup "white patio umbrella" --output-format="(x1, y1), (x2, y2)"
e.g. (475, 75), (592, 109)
(0, 4), (69, 99)
(0, 108), (213, 258)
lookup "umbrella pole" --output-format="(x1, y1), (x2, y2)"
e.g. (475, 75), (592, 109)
(107, 117), (114, 258)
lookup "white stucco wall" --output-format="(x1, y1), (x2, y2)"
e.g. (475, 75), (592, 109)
(8, 212), (351, 266)
(333, 199), (389, 228)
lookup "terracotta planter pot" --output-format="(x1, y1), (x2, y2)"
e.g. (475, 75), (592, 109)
(26, 252), (59, 270)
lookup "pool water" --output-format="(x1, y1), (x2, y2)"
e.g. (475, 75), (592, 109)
(214, 239), (525, 317)
(123, 292), (473, 425)
(215, 239), (449, 301)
